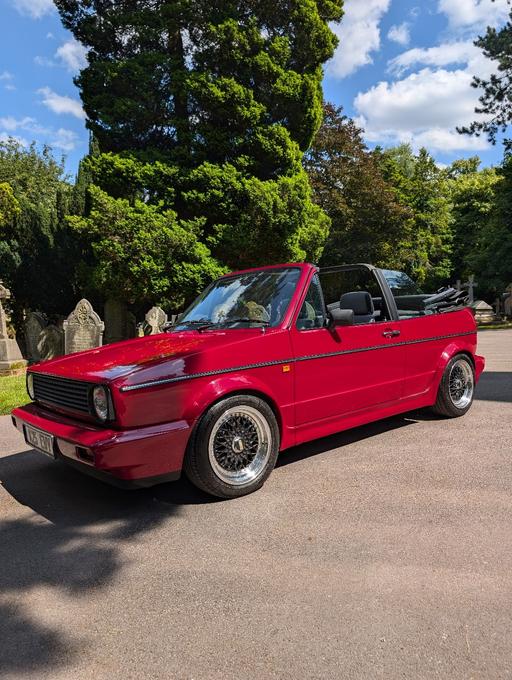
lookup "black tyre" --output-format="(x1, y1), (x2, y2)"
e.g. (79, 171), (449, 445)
(432, 354), (475, 418)
(184, 395), (280, 499)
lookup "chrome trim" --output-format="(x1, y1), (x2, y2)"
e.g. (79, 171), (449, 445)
(120, 330), (476, 393)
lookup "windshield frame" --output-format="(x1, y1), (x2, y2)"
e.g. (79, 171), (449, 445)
(174, 265), (303, 331)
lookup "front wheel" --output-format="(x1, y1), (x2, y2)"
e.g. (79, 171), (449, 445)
(184, 395), (280, 499)
(432, 355), (475, 418)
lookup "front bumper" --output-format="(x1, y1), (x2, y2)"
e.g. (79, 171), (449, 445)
(12, 403), (190, 488)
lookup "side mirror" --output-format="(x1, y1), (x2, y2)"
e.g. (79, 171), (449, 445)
(328, 308), (355, 327)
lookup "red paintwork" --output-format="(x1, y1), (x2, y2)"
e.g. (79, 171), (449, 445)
(12, 262), (485, 485)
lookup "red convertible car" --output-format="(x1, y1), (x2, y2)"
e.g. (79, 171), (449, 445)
(12, 263), (485, 498)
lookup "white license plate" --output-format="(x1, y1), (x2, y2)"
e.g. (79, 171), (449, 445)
(25, 426), (55, 458)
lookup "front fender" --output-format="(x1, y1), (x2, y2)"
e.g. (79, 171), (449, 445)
(182, 371), (295, 451)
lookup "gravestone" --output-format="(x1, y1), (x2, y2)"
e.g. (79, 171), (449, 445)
(504, 284), (512, 319)
(63, 299), (104, 354)
(0, 282), (27, 375)
(471, 300), (497, 325)
(38, 325), (64, 361)
(462, 275), (478, 304)
(104, 298), (138, 344)
(145, 306), (168, 335)
(25, 312), (47, 363)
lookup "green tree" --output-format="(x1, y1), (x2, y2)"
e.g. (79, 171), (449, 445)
(69, 184), (224, 309)
(460, 4), (512, 148)
(54, 0), (343, 299)
(446, 157), (500, 287)
(377, 144), (453, 287)
(0, 182), (20, 228)
(305, 104), (413, 268)
(0, 139), (76, 325)
(465, 155), (512, 295)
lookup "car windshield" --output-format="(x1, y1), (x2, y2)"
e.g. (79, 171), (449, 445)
(175, 267), (301, 330)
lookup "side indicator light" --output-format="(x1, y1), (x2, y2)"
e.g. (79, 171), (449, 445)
(282, 365), (292, 373)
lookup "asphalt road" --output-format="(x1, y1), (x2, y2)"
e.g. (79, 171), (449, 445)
(0, 330), (511, 680)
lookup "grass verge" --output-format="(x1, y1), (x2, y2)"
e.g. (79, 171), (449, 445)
(0, 374), (28, 415)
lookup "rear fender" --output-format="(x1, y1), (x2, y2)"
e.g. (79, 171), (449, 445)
(432, 341), (481, 397)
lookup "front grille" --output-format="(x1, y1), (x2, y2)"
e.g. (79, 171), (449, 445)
(33, 373), (92, 415)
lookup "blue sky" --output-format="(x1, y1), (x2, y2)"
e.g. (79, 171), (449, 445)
(0, 0), (510, 177)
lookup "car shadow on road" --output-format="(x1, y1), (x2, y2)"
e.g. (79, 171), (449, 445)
(0, 450), (184, 677)
(276, 414), (417, 468)
(475, 371), (512, 403)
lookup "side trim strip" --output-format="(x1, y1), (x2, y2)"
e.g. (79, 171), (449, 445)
(120, 330), (475, 393)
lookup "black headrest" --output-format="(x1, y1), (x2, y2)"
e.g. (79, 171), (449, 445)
(339, 291), (374, 316)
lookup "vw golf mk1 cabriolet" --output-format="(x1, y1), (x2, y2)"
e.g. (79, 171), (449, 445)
(12, 263), (485, 498)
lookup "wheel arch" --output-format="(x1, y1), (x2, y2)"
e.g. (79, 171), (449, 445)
(433, 343), (476, 393)
(185, 375), (289, 449)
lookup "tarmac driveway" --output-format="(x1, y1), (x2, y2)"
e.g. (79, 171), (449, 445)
(0, 330), (511, 679)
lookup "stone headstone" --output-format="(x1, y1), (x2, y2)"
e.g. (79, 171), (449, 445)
(25, 312), (47, 363)
(471, 300), (497, 325)
(504, 284), (512, 319)
(104, 298), (136, 344)
(463, 275), (478, 304)
(63, 299), (104, 354)
(38, 324), (64, 361)
(0, 282), (27, 375)
(145, 306), (168, 335)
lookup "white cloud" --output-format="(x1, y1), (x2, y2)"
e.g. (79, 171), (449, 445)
(0, 116), (36, 131)
(38, 87), (85, 119)
(0, 71), (14, 81)
(438, 0), (509, 29)
(11, 0), (54, 19)
(388, 23), (410, 46)
(0, 117), (80, 152)
(4, 84), (16, 91)
(55, 39), (88, 72)
(50, 128), (79, 151)
(388, 41), (481, 76)
(354, 67), (491, 152)
(34, 55), (56, 68)
(326, 0), (391, 79)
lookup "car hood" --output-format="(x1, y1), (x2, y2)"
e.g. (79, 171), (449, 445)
(30, 330), (274, 384)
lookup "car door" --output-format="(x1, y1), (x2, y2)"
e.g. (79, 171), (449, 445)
(290, 267), (405, 427)
(379, 269), (474, 398)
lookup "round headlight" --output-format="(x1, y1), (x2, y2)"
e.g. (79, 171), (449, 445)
(26, 373), (35, 400)
(92, 385), (109, 421)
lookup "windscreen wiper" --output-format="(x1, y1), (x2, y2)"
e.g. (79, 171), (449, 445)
(197, 318), (270, 331)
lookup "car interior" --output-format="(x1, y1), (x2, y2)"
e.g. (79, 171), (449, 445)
(319, 268), (391, 325)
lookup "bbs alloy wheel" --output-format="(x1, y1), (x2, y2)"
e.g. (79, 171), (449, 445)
(448, 358), (474, 409)
(184, 395), (280, 498)
(432, 354), (475, 418)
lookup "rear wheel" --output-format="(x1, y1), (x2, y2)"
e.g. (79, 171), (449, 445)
(432, 355), (475, 418)
(184, 395), (280, 499)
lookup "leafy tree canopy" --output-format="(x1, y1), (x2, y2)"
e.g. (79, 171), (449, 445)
(0, 139), (76, 324)
(69, 184), (224, 309)
(305, 104), (413, 270)
(377, 144), (453, 287)
(460, 2), (512, 149)
(53, 0), (342, 302)
(55, 0), (343, 176)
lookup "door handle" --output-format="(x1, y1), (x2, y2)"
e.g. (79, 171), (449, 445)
(382, 329), (401, 338)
